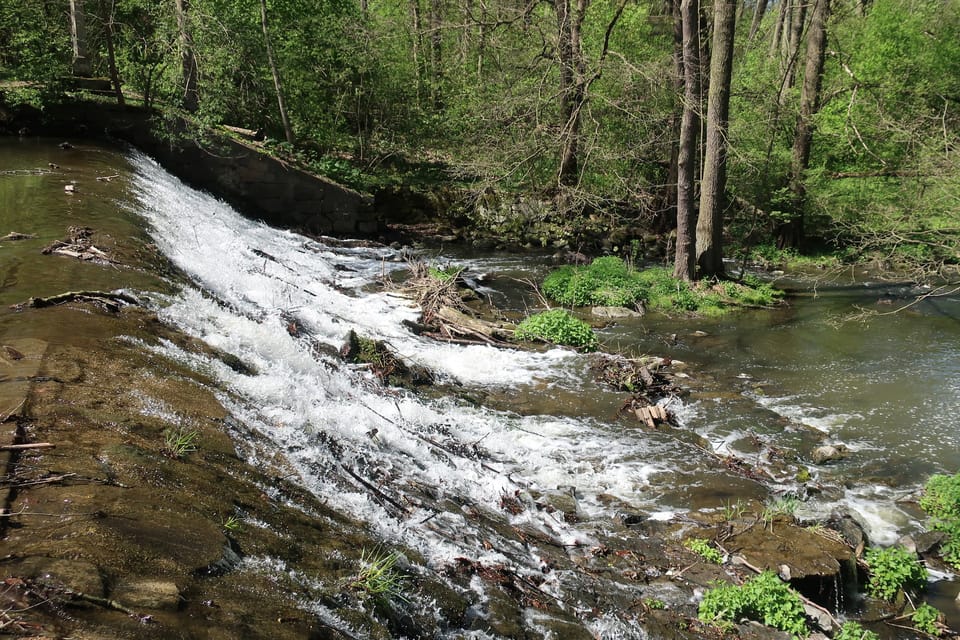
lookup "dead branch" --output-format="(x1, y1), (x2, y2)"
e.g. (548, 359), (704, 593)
(12, 290), (139, 311)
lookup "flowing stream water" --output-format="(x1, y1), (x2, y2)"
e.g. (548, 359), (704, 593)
(4, 138), (960, 635)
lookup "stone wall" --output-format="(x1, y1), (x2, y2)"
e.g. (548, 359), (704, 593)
(12, 101), (380, 236)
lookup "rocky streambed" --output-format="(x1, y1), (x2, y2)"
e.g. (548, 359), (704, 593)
(0, 135), (945, 639)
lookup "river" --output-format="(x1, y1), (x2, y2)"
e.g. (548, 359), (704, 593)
(4, 137), (960, 636)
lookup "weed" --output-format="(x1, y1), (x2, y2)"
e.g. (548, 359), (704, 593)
(684, 538), (724, 564)
(223, 515), (242, 532)
(641, 597), (665, 610)
(349, 547), (408, 602)
(763, 496), (799, 521)
(721, 499), (747, 521)
(698, 571), (808, 637)
(920, 471), (960, 568)
(514, 309), (598, 351)
(865, 546), (928, 600)
(162, 426), (199, 458)
(912, 603), (942, 636)
(427, 264), (461, 282)
(835, 621), (879, 640)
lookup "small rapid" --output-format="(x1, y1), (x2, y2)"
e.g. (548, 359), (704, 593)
(125, 149), (960, 633)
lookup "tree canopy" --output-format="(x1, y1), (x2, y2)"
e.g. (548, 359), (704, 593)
(1, 0), (957, 274)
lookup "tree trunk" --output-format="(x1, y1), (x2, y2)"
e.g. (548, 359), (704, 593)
(174, 0), (199, 112)
(780, 0), (829, 248)
(429, 0), (443, 110)
(69, 0), (92, 76)
(409, 0), (425, 106)
(769, 0), (787, 57)
(695, 0), (736, 278)
(556, 0), (588, 186)
(260, 0), (294, 144)
(102, 0), (125, 105)
(748, 0), (768, 41)
(777, 0), (807, 101)
(674, 0), (701, 281)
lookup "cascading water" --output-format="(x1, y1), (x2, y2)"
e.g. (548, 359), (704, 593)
(122, 148), (960, 635)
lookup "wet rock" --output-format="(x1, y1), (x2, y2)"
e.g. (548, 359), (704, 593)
(810, 444), (847, 465)
(591, 305), (643, 318)
(830, 512), (868, 549)
(114, 578), (182, 610)
(725, 517), (854, 583)
(5, 558), (106, 598)
(911, 530), (947, 556)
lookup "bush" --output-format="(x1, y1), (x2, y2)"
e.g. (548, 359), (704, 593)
(865, 546), (928, 600)
(684, 538), (723, 564)
(698, 571), (808, 637)
(514, 309), (598, 351)
(540, 257), (780, 314)
(920, 471), (960, 568)
(912, 603), (942, 636)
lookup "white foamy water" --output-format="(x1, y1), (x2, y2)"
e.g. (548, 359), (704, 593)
(126, 152), (692, 632)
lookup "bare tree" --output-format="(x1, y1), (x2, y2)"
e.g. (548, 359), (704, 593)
(174, 0), (199, 111)
(260, 0), (294, 144)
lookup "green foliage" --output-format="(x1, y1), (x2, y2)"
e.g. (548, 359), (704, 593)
(223, 515), (242, 532)
(698, 572), (808, 637)
(541, 258), (780, 314)
(349, 547), (408, 602)
(515, 309), (598, 352)
(920, 472), (960, 568)
(721, 499), (747, 521)
(835, 621), (879, 640)
(912, 603), (942, 636)
(864, 546), (928, 600)
(427, 264), (461, 282)
(162, 426), (199, 458)
(684, 538), (723, 564)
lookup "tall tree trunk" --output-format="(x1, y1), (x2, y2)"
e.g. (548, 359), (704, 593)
(69, 0), (92, 76)
(260, 0), (294, 144)
(556, 0), (588, 186)
(429, 0), (443, 110)
(695, 0), (735, 278)
(777, 0), (807, 101)
(174, 0), (199, 112)
(780, 0), (829, 248)
(674, 0), (701, 281)
(102, 0), (124, 105)
(748, 0), (768, 41)
(769, 0), (787, 57)
(409, 0), (425, 106)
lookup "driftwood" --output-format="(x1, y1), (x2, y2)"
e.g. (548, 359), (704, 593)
(41, 226), (114, 263)
(12, 290), (139, 312)
(0, 232), (36, 241)
(433, 306), (515, 346)
(0, 442), (55, 451)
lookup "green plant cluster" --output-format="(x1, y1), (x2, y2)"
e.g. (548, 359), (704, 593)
(864, 545), (928, 600)
(912, 603), (942, 636)
(684, 538), (723, 564)
(920, 471), (960, 568)
(514, 309), (598, 351)
(162, 426), (199, 459)
(541, 257), (780, 314)
(350, 547), (408, 602)
(428, 264), (461, 282)
(698, 571), (808, 637)
(835, 621), (879, 640)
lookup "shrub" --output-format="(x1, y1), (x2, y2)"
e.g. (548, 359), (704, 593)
(835, 621), (879, 640)
(684, 538), (724, 564)
(865, 546), (928, 600)
(540, 257), (780, 314)
(912, 603), (942, 636)
(698, 571), (808, 637)
(515, 309), (598, 351)
(920, 471), (960, 568)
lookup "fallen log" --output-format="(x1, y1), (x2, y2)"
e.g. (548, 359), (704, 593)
(0, 442), (55, 451)
(12, 290), (139, 312)
(435, 306), (515, 344)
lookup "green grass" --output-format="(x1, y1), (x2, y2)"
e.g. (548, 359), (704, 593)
(162, 426), (199, 459)
(349, 547), (408, 602)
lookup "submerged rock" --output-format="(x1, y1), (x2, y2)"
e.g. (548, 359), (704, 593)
(811, 444), (848, 465)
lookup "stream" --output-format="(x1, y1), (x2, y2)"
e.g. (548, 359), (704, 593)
(4, 137), (960, 636)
